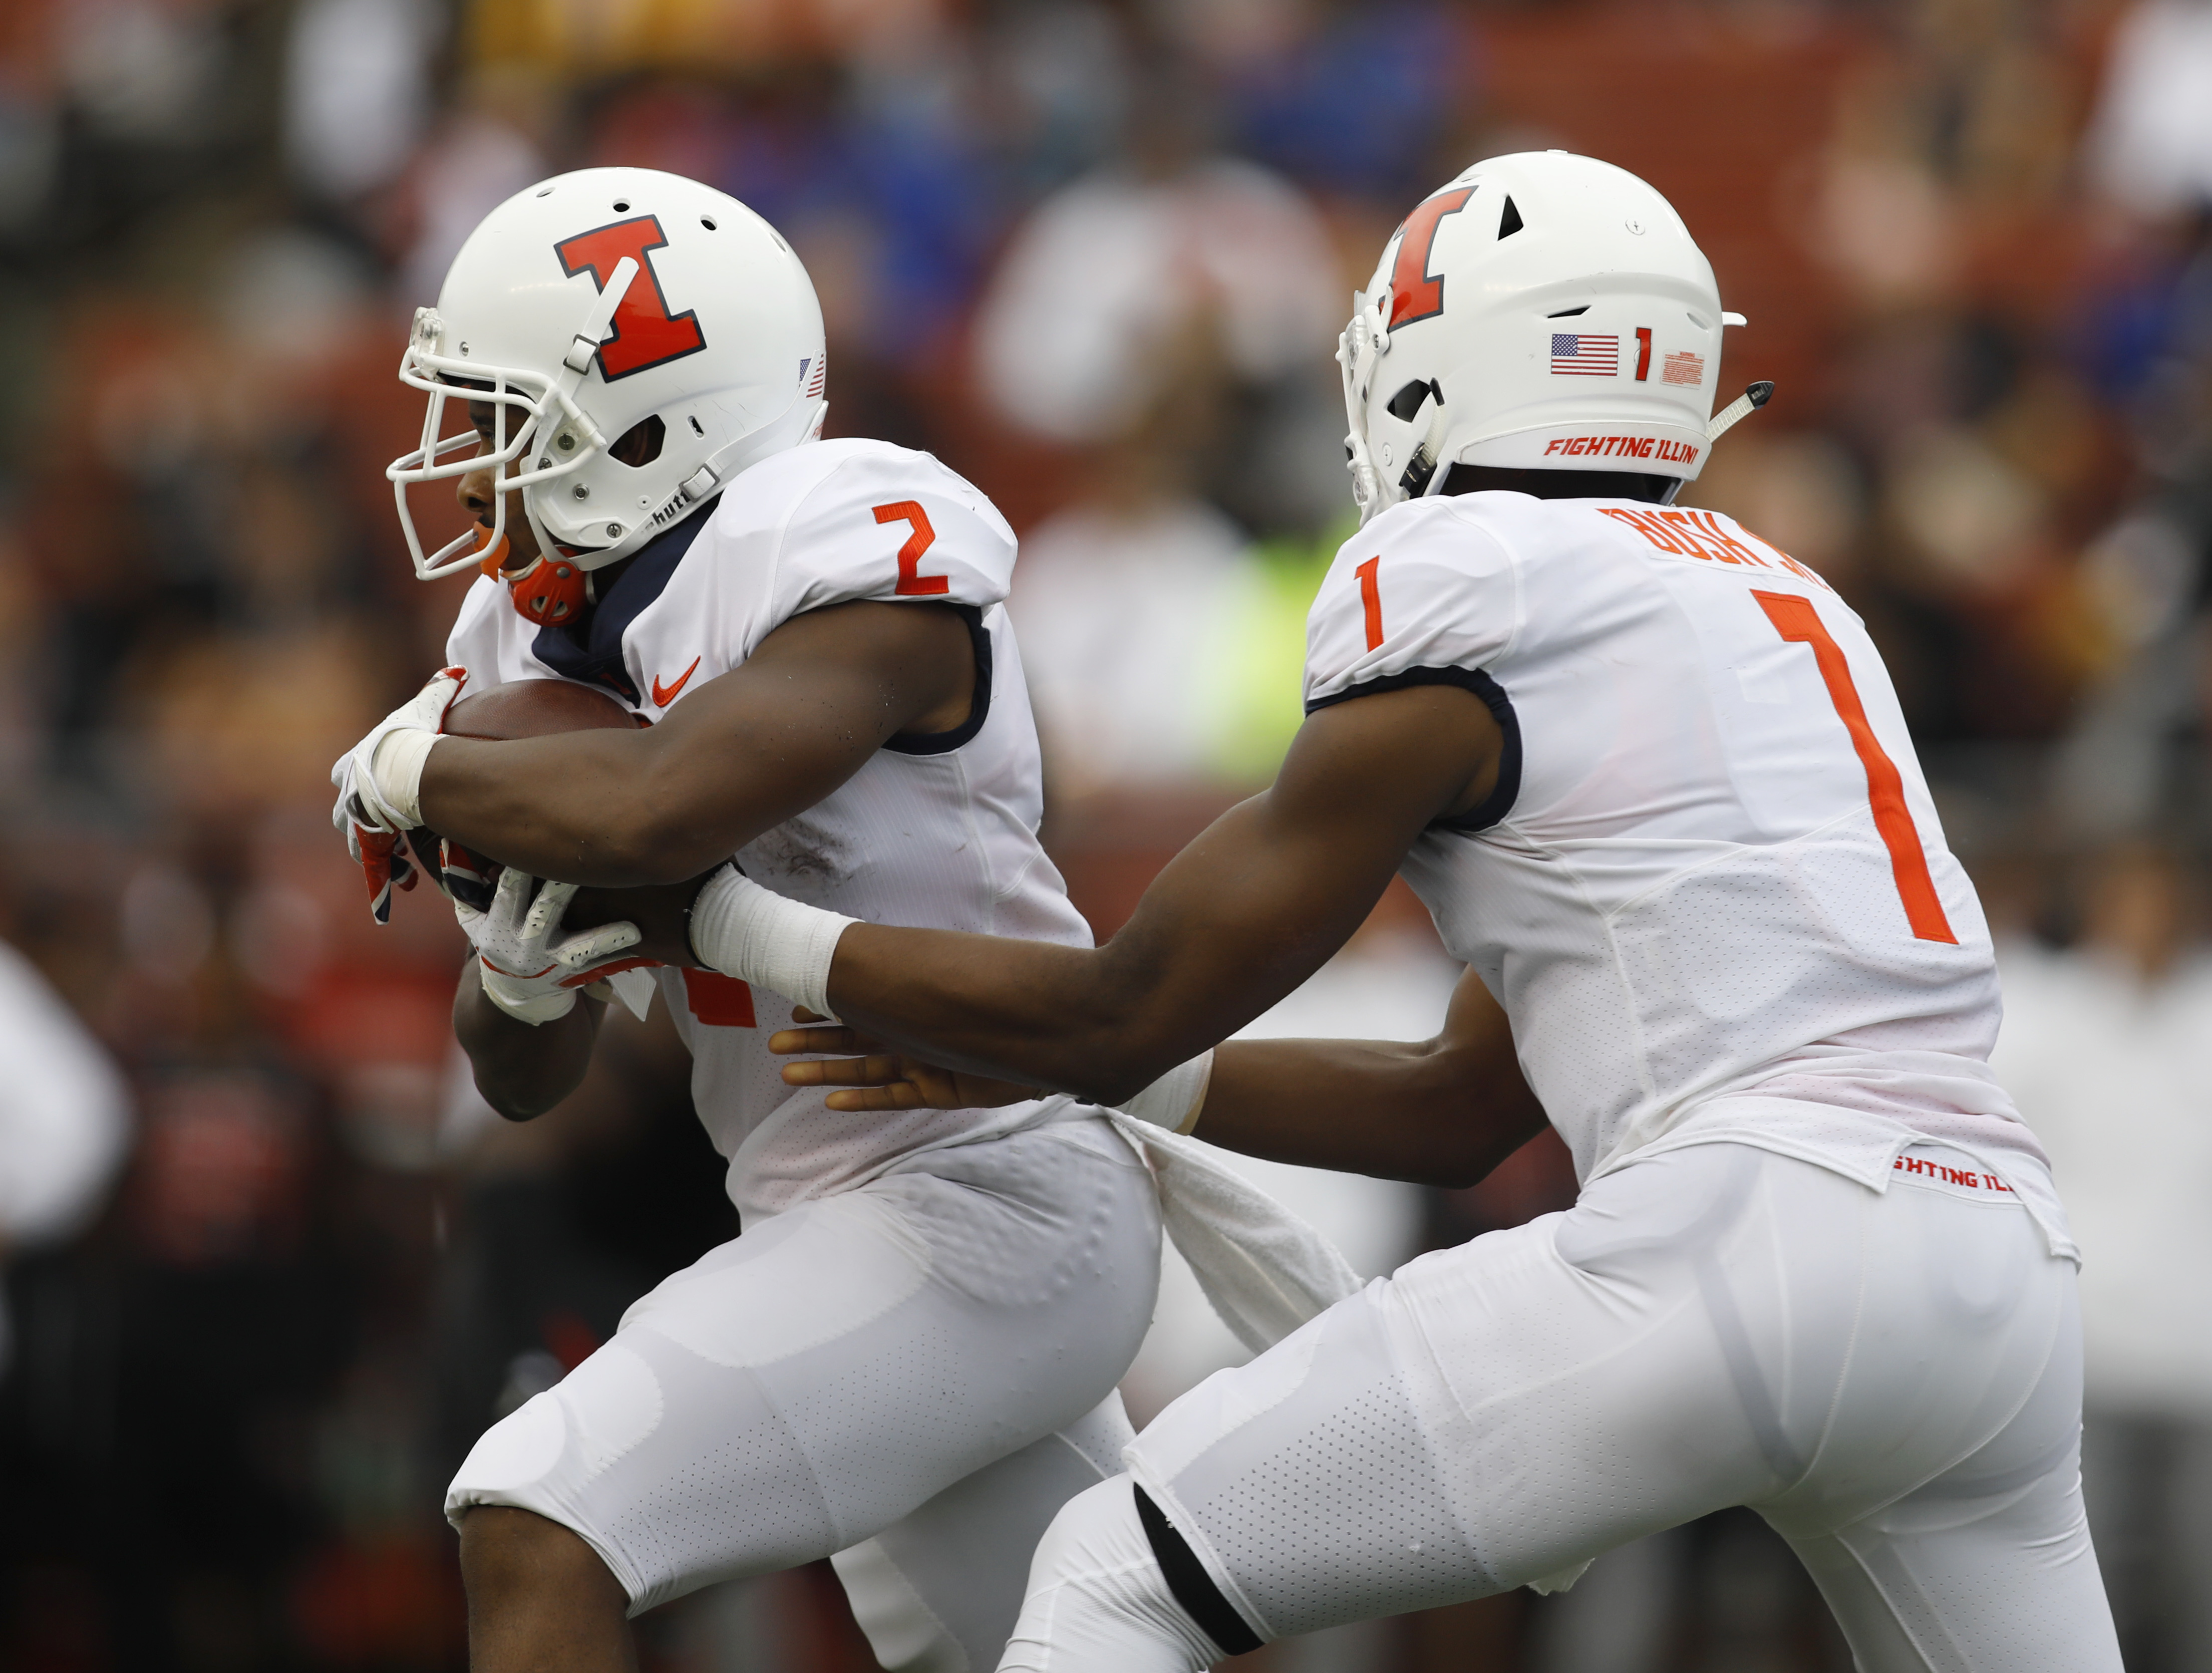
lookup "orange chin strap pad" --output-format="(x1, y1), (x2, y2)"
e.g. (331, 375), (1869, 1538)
(503, 552), (588, 626)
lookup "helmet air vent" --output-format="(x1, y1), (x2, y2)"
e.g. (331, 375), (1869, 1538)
(613, 199), (631, 212)
(701, 216), (717, 230)
(1386, 379), (1441, 422)
(609, 414), (665, 467)
(1547, 306), (1589, 318)
(1498, 197), (1524, 238)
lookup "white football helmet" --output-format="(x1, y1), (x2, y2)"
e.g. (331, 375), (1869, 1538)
(1338, 151), (1756, 525)
(388, 166), (827, 614)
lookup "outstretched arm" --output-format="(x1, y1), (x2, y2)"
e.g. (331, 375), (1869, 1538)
(775, 965), (1547, 1190)
(1196, 970), (1546, 1187)
(773, 682), (1506, 1103)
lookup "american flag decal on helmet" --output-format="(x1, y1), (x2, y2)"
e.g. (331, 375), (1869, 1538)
(1551, 334), (1620, 376)
(805, 350), (826, 397)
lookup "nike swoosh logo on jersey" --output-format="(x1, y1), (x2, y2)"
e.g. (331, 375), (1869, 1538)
(652, 658), (702, 706)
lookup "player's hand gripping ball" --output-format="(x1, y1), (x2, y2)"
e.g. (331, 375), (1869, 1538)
(328, 674), (677, 1019)
(331, 667), (468, 921)
(332, 674), (648, 923)
(406, 678), (650, 914)
(460, 867), (646, 1026)
(332, 666), (467, 834)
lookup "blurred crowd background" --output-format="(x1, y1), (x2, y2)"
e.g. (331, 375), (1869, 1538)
(2, 0), (2210, 1668)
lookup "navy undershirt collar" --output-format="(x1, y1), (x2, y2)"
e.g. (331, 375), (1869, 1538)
(529, 496), (720, 705)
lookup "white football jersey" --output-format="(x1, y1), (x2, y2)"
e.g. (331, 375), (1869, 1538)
(1306, 491), (2071, 1253)
(446, 438), (1092, 1221)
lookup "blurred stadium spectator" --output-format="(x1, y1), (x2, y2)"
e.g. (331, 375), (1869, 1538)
(0, 939), (130, 1371)
(1994, 844), (2212, 1673)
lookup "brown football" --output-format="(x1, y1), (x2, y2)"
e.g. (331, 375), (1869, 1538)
(442, 678), (648, 741)
(410, 680), (646, 907)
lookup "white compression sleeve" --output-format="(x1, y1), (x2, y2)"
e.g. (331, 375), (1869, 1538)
(687, 864), (855, 1017)
(1114, 1051), (1214, 1134)
(368, 729), (442, 828)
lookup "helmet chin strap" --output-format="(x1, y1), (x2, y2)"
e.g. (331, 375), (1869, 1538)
(554, 257), (638, 397)
(502, 550), (590, 626)
(516, 256), (641, 568)
(1412, 399), (1454, 498)
(473, 514), (590, 628)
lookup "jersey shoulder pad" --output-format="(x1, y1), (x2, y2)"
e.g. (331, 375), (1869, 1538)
(1304, 497), (1521, 711)
(712, 439), (1016, 640)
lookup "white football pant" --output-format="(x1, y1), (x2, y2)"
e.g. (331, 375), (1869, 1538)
(1003, 1140), (2121, 1672)
(446, 1119), (1160, 1670)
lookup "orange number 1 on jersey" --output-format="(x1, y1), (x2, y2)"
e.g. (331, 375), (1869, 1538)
(874, 501), (949, 596)
(1752, 591), (1956, 944)
(1355, 556), (1384, 651)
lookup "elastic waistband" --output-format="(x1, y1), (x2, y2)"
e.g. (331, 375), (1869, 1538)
(1888, 1142), (2023, 1202)
(1595, 1096), (2078, 1263)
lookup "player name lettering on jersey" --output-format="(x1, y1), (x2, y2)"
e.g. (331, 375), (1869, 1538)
(1542, 434), (1701, 464)
(1598, 505), (1832, 590)
(1893, 1152), (2015, 1194)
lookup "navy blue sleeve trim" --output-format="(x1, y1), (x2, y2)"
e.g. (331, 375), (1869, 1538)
(1303, 664), (1521, 832)
(885, 603), (993, 757)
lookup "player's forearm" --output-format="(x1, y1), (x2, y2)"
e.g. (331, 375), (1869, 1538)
(827, 796), (1399, 1104)
(416, 608), (969, 887)
(1195, 1036), (1548, 1189)
(420, 729), (806, 887)
(744, 688), (1492, 1100)
(825, 926), (1171, 1103)
(453, 960), (603, 1119)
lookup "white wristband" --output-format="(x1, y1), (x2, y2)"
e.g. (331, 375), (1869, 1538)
(1114, 1050), (1214, 1134)
(688, 864), (855, 1017)
(368, 729), (443, 828)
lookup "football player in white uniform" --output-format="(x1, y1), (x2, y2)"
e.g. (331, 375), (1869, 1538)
(330, 168), (1169, 1671)
(596, 152), (2124, 1669)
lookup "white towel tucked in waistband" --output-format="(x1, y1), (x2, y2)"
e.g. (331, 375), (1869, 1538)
(1104, 1113), (1364, 1353)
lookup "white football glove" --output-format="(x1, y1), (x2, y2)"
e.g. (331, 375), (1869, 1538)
(457, 867), (645, 1026)
(330, 666), (466, 836)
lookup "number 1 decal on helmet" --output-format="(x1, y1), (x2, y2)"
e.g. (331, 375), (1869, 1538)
(554, 216), (707, 380)
(1338, 151), (1768, 526)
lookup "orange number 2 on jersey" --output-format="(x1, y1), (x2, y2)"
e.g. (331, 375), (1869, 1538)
(874, 501), (949, 597)
(1752, 591), (1956, 944)
(1355, 556), (1384, 650)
